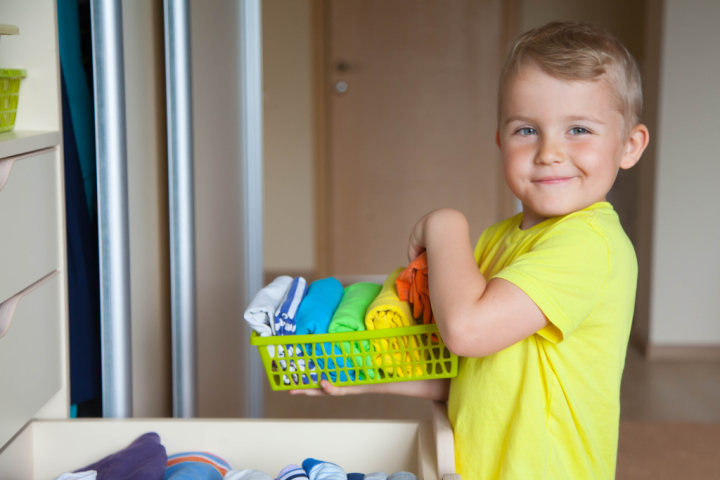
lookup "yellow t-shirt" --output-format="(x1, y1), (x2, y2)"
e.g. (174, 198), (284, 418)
(448, 202), (637, 479)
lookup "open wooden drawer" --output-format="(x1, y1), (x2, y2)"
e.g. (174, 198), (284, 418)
(0, 402), (459, 479)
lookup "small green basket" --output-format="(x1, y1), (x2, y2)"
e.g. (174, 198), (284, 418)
(0, 68), (26, 133)
(251, 324), (458, 390)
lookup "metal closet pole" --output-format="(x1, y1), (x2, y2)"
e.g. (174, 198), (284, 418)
(164, 0), (197, 418)
(240, 0), (265, 419)
(90, 0), (133, 418)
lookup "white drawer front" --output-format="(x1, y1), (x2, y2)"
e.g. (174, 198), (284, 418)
(0, 150), (61, 302)
(0, 274), (63, 448)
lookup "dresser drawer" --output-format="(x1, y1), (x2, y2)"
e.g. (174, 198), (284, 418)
(0, 150), (61, 302)
(0, 274), (63, 448)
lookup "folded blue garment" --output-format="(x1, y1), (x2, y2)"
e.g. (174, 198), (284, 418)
(291, 277), (343, 384)
(301, 458), (346, 480)
(276, 464), (309, 480)
(295, 277), (344, 335)
(273, 277), (308, 336)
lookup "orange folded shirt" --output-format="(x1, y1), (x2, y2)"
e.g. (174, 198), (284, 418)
(396, 251), (433, 325)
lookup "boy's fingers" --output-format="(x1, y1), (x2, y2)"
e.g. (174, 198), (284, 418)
(289, 380), (370, 397)
(319, 379), (348, 395)
(289, 387), (327, 396)
(288, 380), (340, 396)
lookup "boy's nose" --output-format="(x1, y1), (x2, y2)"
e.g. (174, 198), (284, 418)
(536, 138), (564, 165)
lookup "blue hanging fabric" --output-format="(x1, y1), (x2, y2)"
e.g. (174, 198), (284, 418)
(58, 0), (102, 413)
(57, 0), (97, 216)
(61, 74), (102, 410)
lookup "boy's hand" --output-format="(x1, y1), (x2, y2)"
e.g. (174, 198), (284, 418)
(408, 208), (466, 261)
(407, 212), (429, 261)
(289, 380), (376, 396)
(408, 209), (448, 261)
(290, 378), (450, 401)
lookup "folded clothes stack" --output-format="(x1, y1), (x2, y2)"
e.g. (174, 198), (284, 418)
(243, 258), (434, 385)
(53, 432), (418, 480)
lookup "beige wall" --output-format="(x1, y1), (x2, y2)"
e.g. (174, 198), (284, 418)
(649, 0), (720, 347)
(517, 0), (646, 56)
(190, 0), (252, 417)
(262, 0), (315, 273)
(123, 0), (171, 417)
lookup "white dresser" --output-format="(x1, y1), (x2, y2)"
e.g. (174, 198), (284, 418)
(0, 0), (72, 458)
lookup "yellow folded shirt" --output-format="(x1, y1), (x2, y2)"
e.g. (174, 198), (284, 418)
(365, 268), (424, 377)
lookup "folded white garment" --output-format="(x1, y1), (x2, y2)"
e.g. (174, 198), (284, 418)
(243, 276), (293, 336)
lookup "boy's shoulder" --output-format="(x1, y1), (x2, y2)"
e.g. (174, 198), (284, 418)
(483, 202), (621, 239)
(478, 202), (631, 257)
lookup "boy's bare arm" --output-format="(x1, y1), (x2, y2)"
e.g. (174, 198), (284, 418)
(412, 208), (548, 358)
(290, 378), (450, 401)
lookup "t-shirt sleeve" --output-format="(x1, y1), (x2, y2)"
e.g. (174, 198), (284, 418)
(493, 220), (610, 343)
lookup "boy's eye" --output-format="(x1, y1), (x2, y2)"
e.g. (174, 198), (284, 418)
(516, 127), (537, 136)
(569, 126), (590, 135)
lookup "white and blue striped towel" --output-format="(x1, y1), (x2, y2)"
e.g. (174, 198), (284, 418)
(273, 277), (307, 336)
(270, 276), (316, 385)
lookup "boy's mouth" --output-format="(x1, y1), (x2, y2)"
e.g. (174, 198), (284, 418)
(534, 176), (574, 185)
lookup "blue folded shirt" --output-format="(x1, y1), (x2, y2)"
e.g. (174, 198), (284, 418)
(295, 277), (344, 335)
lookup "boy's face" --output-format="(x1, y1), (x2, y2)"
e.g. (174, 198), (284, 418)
(496, 63), (648, 229)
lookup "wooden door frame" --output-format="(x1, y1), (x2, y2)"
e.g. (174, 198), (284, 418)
(311, 0), (519, 278)
(311, 0), (330, 278)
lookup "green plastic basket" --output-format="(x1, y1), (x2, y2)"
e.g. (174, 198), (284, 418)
(251, 323), (458, 390)
(0, 69), (26, 133)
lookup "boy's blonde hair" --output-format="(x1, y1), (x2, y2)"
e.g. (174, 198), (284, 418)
(499, 21), (643, 131)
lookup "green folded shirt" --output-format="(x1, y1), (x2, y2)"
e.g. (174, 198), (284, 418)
(328, 281), (382, 380)
(329, 282), (382, 333)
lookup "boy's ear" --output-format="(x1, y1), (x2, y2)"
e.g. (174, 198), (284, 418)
(620, 123), (650, 170)
(495, 130), (502, 149)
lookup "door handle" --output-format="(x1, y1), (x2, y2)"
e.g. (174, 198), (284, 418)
(334, 80), (349, 94)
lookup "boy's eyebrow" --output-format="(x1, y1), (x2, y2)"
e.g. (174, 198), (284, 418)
(501, 114), (607, 127)
(564, 114), (607, 124)
(501, 116), (533, 127)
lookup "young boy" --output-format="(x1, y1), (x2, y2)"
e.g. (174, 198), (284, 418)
(294, 21), (649, 479)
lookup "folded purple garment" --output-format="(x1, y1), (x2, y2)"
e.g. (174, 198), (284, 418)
(75, 432), (167, 480)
